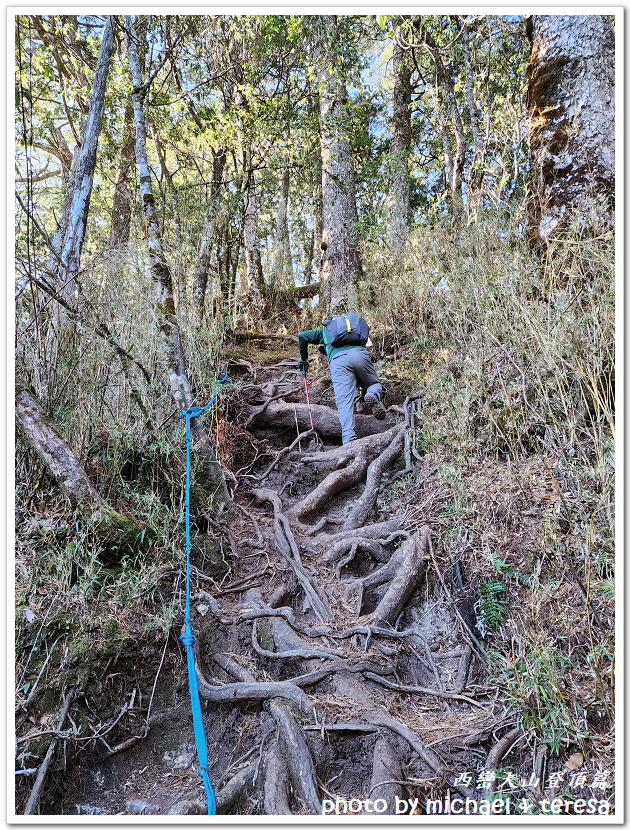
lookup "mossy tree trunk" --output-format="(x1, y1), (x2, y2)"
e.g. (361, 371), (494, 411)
(15, 389), (143, 550)
(124, 14), (231, 512)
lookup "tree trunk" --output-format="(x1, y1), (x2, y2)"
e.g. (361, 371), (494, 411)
(45, 15), (115, 309)
(317, 15), (361, 315)
(271, 153), (292, 291)
(108, 97), (136, 248)
(152, 126), (186, 312)
(124, 15), (231, 512)
(386, 42), (412, 258)
(191, 148), (226, 318)
(526, 15), (615, 244)
(242, 151), (266, 304)
(313, 153), (324, 285)
(461, 21), (485, 213)
(15, 389), (144, 552)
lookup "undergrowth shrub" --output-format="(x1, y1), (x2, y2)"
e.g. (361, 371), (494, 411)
(365, 216), (614, 755)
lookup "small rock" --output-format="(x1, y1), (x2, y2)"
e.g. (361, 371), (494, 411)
(126, 799), (160, 814)
(76, 804), (110, 815)
(162, 745), (195, 769)
(168, 799), (206, 815)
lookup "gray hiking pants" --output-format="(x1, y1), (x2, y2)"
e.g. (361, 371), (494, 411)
(329, 347), (382, 444)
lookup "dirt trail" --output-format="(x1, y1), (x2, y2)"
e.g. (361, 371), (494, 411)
(41, 353), (521, 817)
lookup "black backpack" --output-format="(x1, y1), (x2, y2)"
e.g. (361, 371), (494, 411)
(323, 311), (370, 348)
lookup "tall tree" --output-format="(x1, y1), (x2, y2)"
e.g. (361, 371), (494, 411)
(108, 97), (136, 248)
(191, 147), (226, 318)
(526, 15), (615, 243)
(315, 15), (362, 315)
(45, 15), (115, 311)
(271, 150), (293, 291)
(386, 40), (413, 257)
(124, 14), (231, 511)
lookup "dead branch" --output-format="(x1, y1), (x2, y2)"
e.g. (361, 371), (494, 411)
(428, 539), (489, 662)
(24, 689), (75, 815)
(452, 645), (473, 693)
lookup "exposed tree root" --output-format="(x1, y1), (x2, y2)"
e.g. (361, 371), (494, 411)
(343, 427), (406, 531)
(370, 529), (428, 626)
(251, 489), (331, 621)
(363, 714), (478, 801)
(215, 762), (257, 814)
(247, 400), (395, 440)
(286, 446), (371, 524)
(319, 537), (388, 567)
(311, 519), (407, 553)
(263, 740), (292, 814)
(268, 700), (321, 814)
(369, 736), (405, 814)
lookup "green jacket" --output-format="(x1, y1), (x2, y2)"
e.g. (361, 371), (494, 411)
(298, 327), (363, 365)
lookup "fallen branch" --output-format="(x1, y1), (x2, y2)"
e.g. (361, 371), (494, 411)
(24, 689), (75, 815)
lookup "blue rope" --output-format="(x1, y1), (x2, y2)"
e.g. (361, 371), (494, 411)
(178, 373), (231, 816)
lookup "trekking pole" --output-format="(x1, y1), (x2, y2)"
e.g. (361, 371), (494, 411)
(302, 365), (315, 431)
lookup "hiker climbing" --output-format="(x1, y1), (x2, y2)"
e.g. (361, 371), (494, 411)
(298, 311), (386, 444)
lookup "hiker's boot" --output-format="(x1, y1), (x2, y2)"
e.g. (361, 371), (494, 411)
(364, 392), (386, 420)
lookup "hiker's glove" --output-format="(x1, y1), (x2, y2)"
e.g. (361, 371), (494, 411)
(318, 345), (327, 357)
(298, 359), (309, 374)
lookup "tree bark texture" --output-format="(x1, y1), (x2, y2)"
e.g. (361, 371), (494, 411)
(191, 148), (226, 317)
(108, 97), (136, 248)
(317, 15), (361, 315)
(247, 399), (393, 441)
(271, 154), (293, 291)
(46, 15), (115, 307)
(526, 15), (615, 243)
(125, 15), (231, 511)
(242, 152), (266, 304)
(386, 42), (412, 257)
